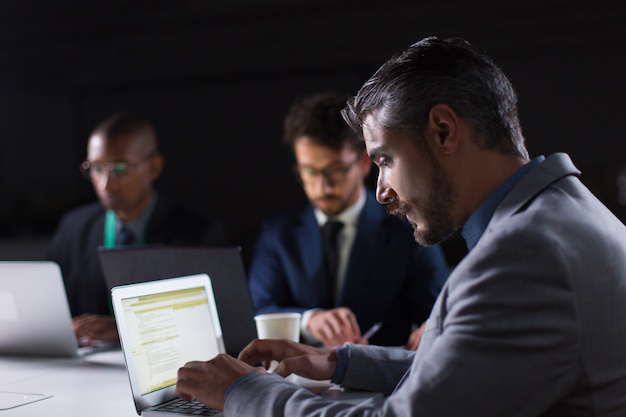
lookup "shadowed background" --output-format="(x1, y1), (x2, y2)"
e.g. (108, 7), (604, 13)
(0, 0), (624, 266)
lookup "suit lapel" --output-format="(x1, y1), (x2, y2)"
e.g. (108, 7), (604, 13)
(90, 206), (107, 248)
(339, 191), (387, 303)
(144, 194), (169, 243)
(295, 206), (334, 308)
(490, 153), (580, 228)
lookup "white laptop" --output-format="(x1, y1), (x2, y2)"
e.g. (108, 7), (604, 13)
(0, 261), (115, 357)
(111, 274), (225, 416)
(112, 274), (382, 416)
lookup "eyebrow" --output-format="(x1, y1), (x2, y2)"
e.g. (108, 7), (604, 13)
(299, 161), (337, 169)
(367, 147), (381, 163)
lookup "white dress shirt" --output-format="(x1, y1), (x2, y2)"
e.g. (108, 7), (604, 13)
(301, 187), (367, 342)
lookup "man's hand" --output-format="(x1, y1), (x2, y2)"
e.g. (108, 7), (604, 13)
(176, 354), (265, 410)
(308, 307), (361, 347)
(404, 322), (426, 351)
(239, 338), (338, 381)
(73, 314), (118, 346)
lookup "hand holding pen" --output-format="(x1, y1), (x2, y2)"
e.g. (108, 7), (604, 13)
(308, 307), (362, 347)
(358, 322), (382, 345)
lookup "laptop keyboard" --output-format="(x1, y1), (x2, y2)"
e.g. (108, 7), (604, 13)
(151, 398), (220, 416)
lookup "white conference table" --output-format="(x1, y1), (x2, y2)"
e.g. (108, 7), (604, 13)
(0, 350), (378, 416)
(0, 350), (138, 416)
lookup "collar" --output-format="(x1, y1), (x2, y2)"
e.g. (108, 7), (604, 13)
(461, 156), (545, 251)
(314, 186), (367, 227)
(116, 191), (159, 243)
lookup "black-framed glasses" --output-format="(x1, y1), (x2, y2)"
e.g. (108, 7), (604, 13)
(294, 156), (360, 185)
(80, 152), (156, 181)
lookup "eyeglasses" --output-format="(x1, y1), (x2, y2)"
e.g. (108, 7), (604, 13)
(80, 152), (156, 181)
(294, 156), (360, 185)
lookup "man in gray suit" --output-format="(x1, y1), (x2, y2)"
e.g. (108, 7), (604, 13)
(175, 37), (626, 416)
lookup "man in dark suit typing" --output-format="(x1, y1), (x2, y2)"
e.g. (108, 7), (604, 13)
(248, 91), (449, 348)
(48, 113), (227, 346)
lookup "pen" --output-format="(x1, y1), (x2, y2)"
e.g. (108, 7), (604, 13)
(360, 321), (382, 343)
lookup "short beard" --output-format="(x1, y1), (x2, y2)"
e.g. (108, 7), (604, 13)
(387, 200), (411, 217)
(314, 181), (361, 217)
(314, 195), (345, 217)
(387, 159), (458, 246)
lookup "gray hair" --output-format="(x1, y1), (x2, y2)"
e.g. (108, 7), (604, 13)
(342, 37), (528, 158)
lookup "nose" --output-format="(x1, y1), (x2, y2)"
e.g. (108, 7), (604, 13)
(95, 171), (118, 191)
(376, 174), (396, 205)
(311, 174), (334, 194)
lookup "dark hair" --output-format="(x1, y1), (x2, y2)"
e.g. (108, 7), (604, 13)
(283, 91), (364, 153)
(93, 113), (158, 148)
(342, 37), (528, 158)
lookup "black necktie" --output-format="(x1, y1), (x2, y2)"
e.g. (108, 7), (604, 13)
(322, 220), (344, 304)
(117, 226), (136, 246)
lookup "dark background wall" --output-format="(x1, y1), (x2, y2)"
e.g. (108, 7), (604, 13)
(0, 1), (624, 265)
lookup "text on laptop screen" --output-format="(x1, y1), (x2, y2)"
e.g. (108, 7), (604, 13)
(120, 286), (221, 395)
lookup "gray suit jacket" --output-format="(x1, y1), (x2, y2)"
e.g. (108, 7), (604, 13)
(225, 153), (626, 416)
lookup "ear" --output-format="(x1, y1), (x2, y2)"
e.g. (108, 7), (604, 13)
(427, 104), (460, 155)
(149, 153), (164, 181)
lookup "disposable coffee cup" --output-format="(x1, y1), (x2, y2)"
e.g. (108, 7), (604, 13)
(254, 312), (301, 342)
(254, 313), (302, 376)
(254, 313), (301, 375)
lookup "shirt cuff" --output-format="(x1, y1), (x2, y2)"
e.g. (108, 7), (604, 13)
(330, 343), (351, 384)
(300, 308), (323, 343)
(224, 373), (263, 403)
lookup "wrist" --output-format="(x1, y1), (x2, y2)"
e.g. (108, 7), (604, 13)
(301, 308), (323, 343)
(330, 343), (350, 384)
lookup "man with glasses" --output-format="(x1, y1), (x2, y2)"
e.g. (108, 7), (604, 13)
(248, 91), (449, 349)
(48, 113), (227, 346)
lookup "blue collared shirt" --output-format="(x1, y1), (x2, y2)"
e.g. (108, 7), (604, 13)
(116, 191), (159, 244)
(331, 155), (546, 384)
(461, 156), (545, 251)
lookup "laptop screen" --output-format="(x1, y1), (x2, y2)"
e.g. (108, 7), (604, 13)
(0, 261), (81, 357)
(99, 246), (257, 357)
(115, 277), (223, 396)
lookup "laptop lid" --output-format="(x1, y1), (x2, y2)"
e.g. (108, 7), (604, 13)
(0, 261), (81, 357)
(98, 246), (256, 356)
(111, 274), (225, 414)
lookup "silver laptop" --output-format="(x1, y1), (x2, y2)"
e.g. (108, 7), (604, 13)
(112, 274), (382, 416)
(111, 274), (225, 416)
(0, 261), (114, 357)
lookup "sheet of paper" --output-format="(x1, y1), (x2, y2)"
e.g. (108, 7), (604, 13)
(0, 391), (52, 410)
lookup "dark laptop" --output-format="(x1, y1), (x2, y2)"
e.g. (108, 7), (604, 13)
(98, 246), (257, 356)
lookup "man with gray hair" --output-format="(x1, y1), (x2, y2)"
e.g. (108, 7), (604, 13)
(174, 37), (626, 416)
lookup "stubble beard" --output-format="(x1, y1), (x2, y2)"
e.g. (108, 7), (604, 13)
(313, 181), (361, 217)
(387, 162), (458, 246)
(315, 196), (345, 217)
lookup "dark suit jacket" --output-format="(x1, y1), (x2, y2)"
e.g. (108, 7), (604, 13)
(48, 195), (228, 317)
(248, 190), (449, 346)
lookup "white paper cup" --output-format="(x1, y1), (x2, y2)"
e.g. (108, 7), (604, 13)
(254, 312), (301, 342)
(254, 313), (301, 378)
